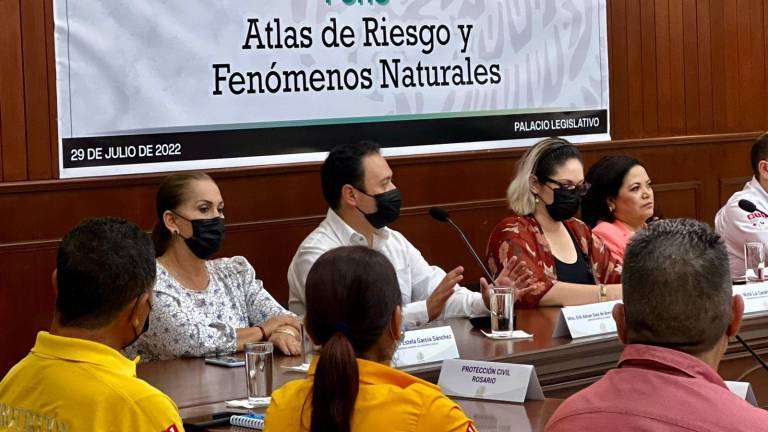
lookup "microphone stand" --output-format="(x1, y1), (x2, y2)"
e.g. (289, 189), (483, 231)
(442, 216), (497, 284)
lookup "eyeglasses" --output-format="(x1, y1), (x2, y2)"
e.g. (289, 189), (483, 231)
(543, 177), (591, 196)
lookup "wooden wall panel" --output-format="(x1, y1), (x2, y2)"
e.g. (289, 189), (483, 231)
(653, 181), (701, 220)
(0, 1), (767, 178)
(2, 0), (768, 375)
(667, 0), (686, 136)
(654, 0), (673, 136)
(609, 0), (630, 137)
(0, 0), (28, 181)
(20, 0), (53, 180)
(625, 0), (644, 139)
(681, 0), (700, 134)
(696, 0), (714, 134)
(720, 177), (752, 205)
(725, 3), (742, 131)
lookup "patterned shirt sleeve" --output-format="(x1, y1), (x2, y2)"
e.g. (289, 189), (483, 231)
(227, 256), (291, 324)
(486, 216), (557, 308)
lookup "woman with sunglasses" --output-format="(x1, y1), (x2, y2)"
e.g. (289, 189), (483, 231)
(485, 138), (622, 308)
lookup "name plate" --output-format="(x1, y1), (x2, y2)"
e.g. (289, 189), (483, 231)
(552, 300), (621, 339)
(438, 359), (544, 403)
(392, 326), (459, 368)
(733, 282), (768, 314)
(725, 381), (758, 407)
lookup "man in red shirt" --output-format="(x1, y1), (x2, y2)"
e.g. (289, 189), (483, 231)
(546, 218), (768, 431)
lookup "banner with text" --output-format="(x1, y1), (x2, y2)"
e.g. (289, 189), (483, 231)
(54, 0), (610, 178)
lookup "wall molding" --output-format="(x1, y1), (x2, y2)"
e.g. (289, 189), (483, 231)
(0, 199), (511, 251)
(0, 132), (760, 194)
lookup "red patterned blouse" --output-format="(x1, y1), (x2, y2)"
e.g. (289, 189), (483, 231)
(485, 215), (622, 308)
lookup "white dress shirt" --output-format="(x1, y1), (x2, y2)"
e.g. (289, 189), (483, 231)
(715, 177), (768, 279)
(287, 209), (488, 329)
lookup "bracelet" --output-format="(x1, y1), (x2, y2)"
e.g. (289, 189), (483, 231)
(273, 328), (298, 339)
(255, 325), (267, 340)
(598, 284), (608, 302)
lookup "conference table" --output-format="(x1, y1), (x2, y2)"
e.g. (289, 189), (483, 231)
(138, 307), (768, 430)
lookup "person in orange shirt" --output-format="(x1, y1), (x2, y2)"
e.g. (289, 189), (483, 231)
(265, 246), (478, 432)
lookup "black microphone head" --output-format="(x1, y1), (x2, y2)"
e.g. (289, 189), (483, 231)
(429, 207), (450, 222)
(739, 199), (758, 213)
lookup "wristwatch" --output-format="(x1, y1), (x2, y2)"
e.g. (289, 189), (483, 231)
(598, 284), (608, 302)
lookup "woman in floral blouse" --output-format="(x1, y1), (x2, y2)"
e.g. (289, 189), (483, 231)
(486, 138), (622, 308)
(125, 172), (300, 361)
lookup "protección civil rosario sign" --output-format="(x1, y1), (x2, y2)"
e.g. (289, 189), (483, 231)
(53, 0), (610, 178)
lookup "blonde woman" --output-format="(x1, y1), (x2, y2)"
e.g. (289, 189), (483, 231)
(485, 138), (622, 308)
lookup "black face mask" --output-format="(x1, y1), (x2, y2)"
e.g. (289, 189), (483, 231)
(545, 187), (581, 221)
(174, 213), (226, 259)
(357, 188), (402, 229)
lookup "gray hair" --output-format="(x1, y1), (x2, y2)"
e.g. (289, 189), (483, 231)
(622, 219), (732, 355)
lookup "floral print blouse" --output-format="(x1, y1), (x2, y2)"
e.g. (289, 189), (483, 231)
(485, 215), (622, 309)
(124, 256), (288, 362)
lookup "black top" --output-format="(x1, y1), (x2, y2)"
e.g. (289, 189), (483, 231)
(554, 229), (596, 285)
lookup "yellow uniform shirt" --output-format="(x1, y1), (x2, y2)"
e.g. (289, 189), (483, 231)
(265, 358), (477, 432)
(0, 332), (183, 432)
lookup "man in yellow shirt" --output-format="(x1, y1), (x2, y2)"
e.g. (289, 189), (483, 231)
(0, 218), (183, 432)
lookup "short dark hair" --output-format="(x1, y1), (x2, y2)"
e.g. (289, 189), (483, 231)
(306, 246), (402, 432)
(622, 219), (732, 355)
(151, 171), (213, 256)
(750, 132), (768, 178)
(533, 137), (583, 183)
(581, 155), (642, 227)
(321, 140), (381, 209)
(56, 218), (156, 329)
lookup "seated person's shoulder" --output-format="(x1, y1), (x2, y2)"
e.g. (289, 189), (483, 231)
(111, 382), (182, 430)
(592, 220), (615, 235)
(296, 227), (343, 252)
(407, 383), (473, 431)
(266, 379), (312, 426)
(209, 255), (257, 283)
(269, 379), (311, 408)
(490, 214), (537, 238)
(367, 381), (471, 428)
(210, 255), (252, 272)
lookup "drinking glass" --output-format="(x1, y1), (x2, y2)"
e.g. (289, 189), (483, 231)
(244, 342), (273, 401)
(744, 242), (765, 282)
(490, 286), (514, 336)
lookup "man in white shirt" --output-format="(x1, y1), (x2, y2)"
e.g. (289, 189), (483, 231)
(288, 141), (531, 329)
(715, 132), (768, 279)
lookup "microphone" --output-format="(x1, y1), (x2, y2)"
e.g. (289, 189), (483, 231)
(428, 206), (497, 283)
(738, 199), (768, 217)
(738, 199), (758, 214)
